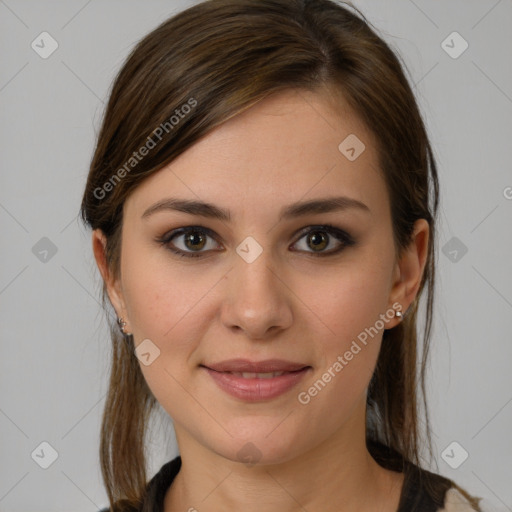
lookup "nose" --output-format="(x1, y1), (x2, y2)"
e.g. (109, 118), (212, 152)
(220, 246), (293, 340)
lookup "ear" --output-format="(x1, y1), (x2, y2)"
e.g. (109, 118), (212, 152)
(92, 229), (129, 327)
(387, 218), (430, 327)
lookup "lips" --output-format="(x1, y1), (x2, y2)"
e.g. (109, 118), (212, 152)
(201, 359), (311, 401)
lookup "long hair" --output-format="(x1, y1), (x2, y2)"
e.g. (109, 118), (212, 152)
(80, 0), (456, 508)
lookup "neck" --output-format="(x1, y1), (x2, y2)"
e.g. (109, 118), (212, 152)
(164, 410), (403, 512)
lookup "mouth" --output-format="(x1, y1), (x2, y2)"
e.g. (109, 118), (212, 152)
(221, 370), (295, 379)
(200, 359), (311, 401)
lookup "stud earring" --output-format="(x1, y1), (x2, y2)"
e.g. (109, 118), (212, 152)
(117, 317), (133, 337)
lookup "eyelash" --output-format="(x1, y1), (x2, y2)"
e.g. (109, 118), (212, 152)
(155, 224), (356, 259)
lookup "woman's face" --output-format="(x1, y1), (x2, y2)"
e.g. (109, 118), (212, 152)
(96, 88), (427, 465)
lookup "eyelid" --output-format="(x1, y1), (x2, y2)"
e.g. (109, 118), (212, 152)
(291, 223), (352, 243)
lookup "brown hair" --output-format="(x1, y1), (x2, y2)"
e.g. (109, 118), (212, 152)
(80, 0), (478, 509)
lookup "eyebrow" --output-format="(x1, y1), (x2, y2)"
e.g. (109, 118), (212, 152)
(141, 195), (370, 222)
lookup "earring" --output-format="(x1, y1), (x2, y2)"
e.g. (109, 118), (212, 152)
(395, 310), (403, 320)
(117, 317), (133, 337)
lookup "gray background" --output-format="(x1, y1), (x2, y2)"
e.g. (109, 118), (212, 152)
(1, 0), (511, 510)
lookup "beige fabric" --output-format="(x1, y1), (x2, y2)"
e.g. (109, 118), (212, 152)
(439, 488), (479, 511)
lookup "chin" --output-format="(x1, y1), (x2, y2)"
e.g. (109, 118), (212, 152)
(209, 423), (308, 467)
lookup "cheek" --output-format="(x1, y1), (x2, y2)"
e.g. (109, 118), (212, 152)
(120, 242), (213, 342)
(119, 248), (213, 417)
(294, 277), (388, 428)
(118, 244), (226, 403)
(298, 255), (393, 350)
(294, 249), (394, 400)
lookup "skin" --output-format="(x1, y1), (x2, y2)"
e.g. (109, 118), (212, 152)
(93, 88), (429, 512)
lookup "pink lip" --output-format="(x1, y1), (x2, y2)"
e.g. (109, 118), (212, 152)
(201, 359), (311, 402)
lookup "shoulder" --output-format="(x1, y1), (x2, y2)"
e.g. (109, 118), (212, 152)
(438, 487), (482, 512)
(399, 464), (482, 512)
(368, 442), (481, 512)
(401, 464), (482, 512)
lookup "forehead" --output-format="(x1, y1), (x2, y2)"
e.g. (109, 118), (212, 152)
(125, 88), (388, 222)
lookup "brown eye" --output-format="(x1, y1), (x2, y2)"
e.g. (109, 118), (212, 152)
(306, 231), (329, 252)
(183, 231), (207, 251)
(157, 226), (222, 258)
(291, 225), (355, 256)
(157, 224), (355, 259)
